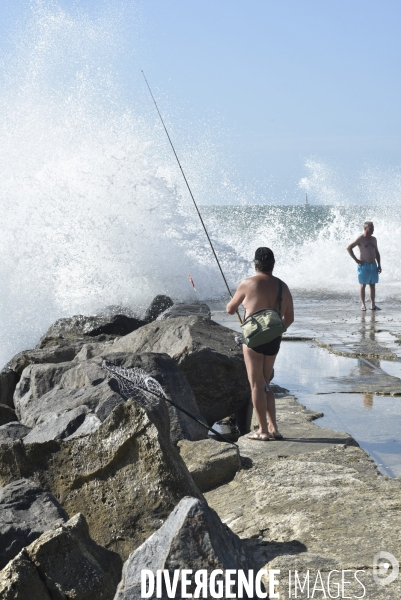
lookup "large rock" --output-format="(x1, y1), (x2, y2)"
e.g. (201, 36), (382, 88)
(0, 479), (68, 569)
(157, 301), (211, 320)
(7, 340), (93, 376)
(0, 513), (122, 600)
(178, 439), (241, 492)
(144, 295), (174, 322)
(72, 339), (116, 361)
(23, 406), (90, 444)
(39, 313), (146, 344)
(13, 359), (122, 428)
(0, 397), (203, 561)
(0, 369), (17, 409)
(15, 352), (207, 444)
(0, 423), (31, 445)
(0, 404), (17, 426)
(2, 336), (116, 410)
(114, 496), (252, 600)
(0, 550), (52, 599)
(112, 316), (249, 425)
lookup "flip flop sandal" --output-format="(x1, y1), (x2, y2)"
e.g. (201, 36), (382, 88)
(270, 431), (284, 440)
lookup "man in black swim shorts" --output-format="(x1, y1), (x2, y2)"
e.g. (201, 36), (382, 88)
(226, 247), (294, 441)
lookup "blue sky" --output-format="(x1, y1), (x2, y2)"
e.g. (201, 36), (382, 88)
(0, 0), (400, 204)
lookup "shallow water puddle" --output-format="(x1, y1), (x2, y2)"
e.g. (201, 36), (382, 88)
(275, 342), (401, 477)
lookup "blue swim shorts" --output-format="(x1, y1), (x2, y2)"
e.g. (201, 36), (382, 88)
(358, 262), (379, 285)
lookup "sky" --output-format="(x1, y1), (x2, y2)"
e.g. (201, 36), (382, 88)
(0, 0), (400, 204)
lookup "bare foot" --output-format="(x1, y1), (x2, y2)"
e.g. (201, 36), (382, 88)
(248, 431), (270, 441)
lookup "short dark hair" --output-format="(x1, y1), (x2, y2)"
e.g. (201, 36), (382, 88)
(254, 258), (275, 273)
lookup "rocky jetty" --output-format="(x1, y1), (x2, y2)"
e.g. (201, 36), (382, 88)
(1, 298), (401, 599)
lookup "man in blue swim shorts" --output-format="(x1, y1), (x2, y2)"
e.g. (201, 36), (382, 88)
(347, 221), (382, 311)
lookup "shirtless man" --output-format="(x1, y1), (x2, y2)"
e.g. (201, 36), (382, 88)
(347, 221), (382, 311)
(226, 247), (294, 441)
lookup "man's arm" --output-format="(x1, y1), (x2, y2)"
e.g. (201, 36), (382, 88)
(282, 287), (294, 328)
(375, 242), (382, 273)
(346, 237), (362, 264)
(226, 281), (246, 315)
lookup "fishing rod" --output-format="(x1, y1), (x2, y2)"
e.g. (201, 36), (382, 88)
(142, 71), (242, 325)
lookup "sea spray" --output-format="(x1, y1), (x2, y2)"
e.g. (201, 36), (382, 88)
(0, 2), (240, 366)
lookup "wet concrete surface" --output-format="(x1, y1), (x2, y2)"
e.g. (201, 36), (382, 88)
(213, 299), (401, 477)
(273, 343), (401, 477)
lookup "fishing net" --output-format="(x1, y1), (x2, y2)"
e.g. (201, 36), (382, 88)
(101, 360), (167, 406)
(101, 359), (240, 454)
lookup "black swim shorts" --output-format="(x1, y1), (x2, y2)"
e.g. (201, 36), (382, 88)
(251, 335), (282, 356)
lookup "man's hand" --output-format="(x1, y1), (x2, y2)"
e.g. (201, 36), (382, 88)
(378, 266), (382, 273)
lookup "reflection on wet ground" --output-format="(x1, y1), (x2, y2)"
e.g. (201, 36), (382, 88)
(213, 304), (401, 478)
(274, 342), (401, 478)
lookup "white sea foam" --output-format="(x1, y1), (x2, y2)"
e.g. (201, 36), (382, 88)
(0, 2), (232, 365)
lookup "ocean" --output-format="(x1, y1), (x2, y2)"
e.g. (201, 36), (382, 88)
(2, 200), (399, 368)
(1, 3), (400, 368)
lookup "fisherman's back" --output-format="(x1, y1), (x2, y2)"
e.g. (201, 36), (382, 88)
(241, 273), (283, 316)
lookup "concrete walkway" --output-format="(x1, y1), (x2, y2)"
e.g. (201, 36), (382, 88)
(205, 395), (401, 599)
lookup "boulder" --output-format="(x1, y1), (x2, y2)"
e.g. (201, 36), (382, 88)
(65, 413), (102, 440)
(95, 394), (125, 422)
(0, 478), (68, 569)
(7, 341), (89, 376)
(112, 316), (249, 425)
(15, 352), (207, 444)
(0, 513), (122, 600)
(2, 337), (115, 409)
(178, 439), (241, 492)
(13, 360), (121, 428)
(39, 313), (146, 345)
(144, 295), (174, 322)
(157, 301), (211, 320)
(0, 369), (17, 409)
(0, 404), (17, 427)
(0, 423), (31, 444)
(23, 406), (89, 444)
(0, 550), (52, 600)
(72, 339), (115, 361)
(36, 333), (115, 351)
(114, 496), (252, 600)
(0, 398), (203, 561)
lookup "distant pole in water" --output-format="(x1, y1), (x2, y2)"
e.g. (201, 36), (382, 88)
(142, 70), (242, 324)
(305, 193), (308, 205)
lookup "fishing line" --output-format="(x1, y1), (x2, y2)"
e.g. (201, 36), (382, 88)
(142, 71), (242, 324)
